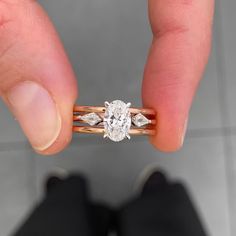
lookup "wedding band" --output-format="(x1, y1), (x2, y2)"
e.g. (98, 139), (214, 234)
(73, 100), (156, 142)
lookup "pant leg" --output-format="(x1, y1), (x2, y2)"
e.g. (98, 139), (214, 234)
(90, 203), (115, 236)
(117, 173), (208, 236)
(13, 175), (110, 236)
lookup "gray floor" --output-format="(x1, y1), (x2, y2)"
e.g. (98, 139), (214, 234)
(0, 0), (235, 235)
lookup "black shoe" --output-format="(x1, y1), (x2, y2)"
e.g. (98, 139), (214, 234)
(134, 165), (168, 196)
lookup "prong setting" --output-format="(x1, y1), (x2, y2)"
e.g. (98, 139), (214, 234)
(126, 102), (131, 108)
(104, 101), (110, 108)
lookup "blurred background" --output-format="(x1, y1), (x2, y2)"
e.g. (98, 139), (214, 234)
(0, 0), (235, 235)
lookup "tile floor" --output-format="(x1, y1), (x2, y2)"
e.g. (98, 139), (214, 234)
(0, 0), (235, 235)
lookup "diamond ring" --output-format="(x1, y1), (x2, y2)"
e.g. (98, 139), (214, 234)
(73, 100), (156, 142)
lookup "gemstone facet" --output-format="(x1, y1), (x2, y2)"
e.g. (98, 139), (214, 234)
(103, 100), (131, 142)
(132, 113), (150, 127)
(80, 113), (102, 126)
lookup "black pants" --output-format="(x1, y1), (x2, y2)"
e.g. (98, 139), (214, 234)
(14, 173), (208, 236)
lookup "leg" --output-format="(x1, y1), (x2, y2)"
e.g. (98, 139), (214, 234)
(13, 175), (111, 236)
(117, 171), (208, 236)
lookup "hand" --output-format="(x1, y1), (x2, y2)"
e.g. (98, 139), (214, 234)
(143, 0), (214, 151)
(0, 1), (214, 155)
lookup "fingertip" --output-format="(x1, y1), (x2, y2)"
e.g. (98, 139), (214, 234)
(35, 103), (74, 155)
(149, 115), (188, 152)
(35, 134), (72, 156)
(150, 140), (183, 153)
(142, 76), (191, 153)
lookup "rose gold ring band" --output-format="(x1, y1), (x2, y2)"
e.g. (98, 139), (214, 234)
(74, 105), (156, 116)
(73, 126), (156, 136)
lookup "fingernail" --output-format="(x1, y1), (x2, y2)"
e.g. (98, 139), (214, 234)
(181, 117), (188, 146)
(7, 81), (61, 151)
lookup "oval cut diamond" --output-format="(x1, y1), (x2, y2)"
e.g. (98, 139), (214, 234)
(104, 100), (131, 142)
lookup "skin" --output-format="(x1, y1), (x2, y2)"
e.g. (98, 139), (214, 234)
(0, 0), (214, 155)
(143, 0), (215, 151)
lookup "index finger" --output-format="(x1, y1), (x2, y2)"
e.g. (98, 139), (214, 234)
(142, 0), (214, 151)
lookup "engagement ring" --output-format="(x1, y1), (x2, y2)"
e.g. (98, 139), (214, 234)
(73, 100), (156, 142)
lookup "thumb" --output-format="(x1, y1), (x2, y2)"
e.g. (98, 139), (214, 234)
(0, 1), (78, 154)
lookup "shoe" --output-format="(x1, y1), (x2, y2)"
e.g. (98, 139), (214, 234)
(45, 167), (69, 194)
(133, 165), (168, 196)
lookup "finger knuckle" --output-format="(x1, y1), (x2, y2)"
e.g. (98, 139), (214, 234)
(0, 3), (11, 27)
